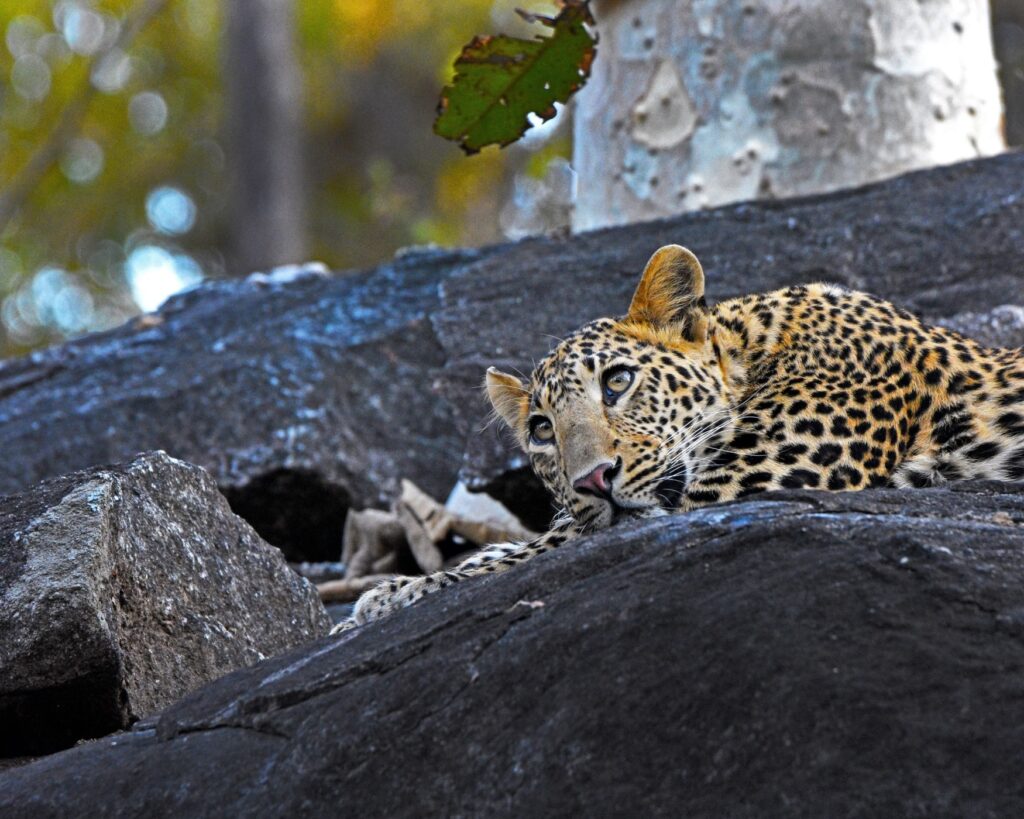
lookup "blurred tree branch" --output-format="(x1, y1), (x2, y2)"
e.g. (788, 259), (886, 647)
(0, 0), (171, 239)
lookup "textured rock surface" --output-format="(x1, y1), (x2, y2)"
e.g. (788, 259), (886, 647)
(2, 481), (1024, 815)
(0, 156), (1023, 547)
(938, 304), (1024, 349)
(0, 452), (329, 757)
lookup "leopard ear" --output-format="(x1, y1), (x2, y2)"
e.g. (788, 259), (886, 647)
(626, 245), (709, 343)
(485, 367), (529, 434)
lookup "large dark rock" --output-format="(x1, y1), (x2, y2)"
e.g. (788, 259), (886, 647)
(2, 156), (1024, 548)
(0, 452), (329, 758)
(3, 481), (1024, 816)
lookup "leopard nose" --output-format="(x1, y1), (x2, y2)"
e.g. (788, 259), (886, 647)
(573, 459), (621, 500)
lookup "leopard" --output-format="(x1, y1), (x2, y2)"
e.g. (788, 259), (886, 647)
(333, 244), (1024, 633)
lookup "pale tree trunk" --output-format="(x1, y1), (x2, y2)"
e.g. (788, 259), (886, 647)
(223, 0), (306, 274)
(573, 0), (1005, 231)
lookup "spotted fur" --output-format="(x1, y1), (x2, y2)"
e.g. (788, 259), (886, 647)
(335, 245), (1024, 632)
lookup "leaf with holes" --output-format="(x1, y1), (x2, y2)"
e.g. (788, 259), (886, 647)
(434, 1), (597, 154)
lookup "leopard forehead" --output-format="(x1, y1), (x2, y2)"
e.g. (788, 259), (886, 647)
(526, 317), (712, 411)
(528, 319), (631, 401)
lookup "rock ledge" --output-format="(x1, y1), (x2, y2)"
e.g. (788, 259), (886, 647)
(2, 481), (1023, 816)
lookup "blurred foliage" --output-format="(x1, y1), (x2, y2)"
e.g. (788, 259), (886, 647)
(0, 0), (572, 357)
(434, 1), (595, 153)
(3, 0), (1019, 359)
(0, 0), (224, 354)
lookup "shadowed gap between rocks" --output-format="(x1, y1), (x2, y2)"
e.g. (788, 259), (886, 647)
(222, 468), (352, 562)
(221, 464), (560, 565)
(0, 669), (125, 757)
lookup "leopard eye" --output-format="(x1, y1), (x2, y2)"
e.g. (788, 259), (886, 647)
(529, 416), (555, 445)
(602, 366), (635, 404)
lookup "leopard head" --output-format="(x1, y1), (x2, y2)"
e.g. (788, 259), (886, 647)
(486, 245), (739, 530)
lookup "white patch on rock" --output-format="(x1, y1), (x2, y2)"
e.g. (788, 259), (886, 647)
(692, 0), (720, 37)
(247, 262), (329, 286)
(936, 304), (1024, 349)
(866, 0), (1002, 160)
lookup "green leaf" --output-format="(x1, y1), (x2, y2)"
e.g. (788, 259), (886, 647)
(434, 1), (597, 154)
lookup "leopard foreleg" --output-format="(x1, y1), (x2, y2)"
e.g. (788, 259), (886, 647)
(330, 520), (577, 633)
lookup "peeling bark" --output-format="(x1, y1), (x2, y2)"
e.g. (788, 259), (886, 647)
(574, 0), (1005, 230)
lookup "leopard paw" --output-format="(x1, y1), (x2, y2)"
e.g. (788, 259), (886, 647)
(351, 576), (422, 625)
(329, 617), (357, 636)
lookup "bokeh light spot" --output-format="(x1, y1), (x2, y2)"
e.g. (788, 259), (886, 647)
(27, 266), (94, 333)
(145, 187), (196, 235)
(0, 248), (24, 285)
(60, 5), (105, 56)
(5, 15), (45, 59)
(125, 245), (203, 312)
(11, 54), (51, 101)
(91, 48), (132, 92)
(129, 91), (168, 135)
(61, 138), (104, 184)
(51, 284), (94, 332)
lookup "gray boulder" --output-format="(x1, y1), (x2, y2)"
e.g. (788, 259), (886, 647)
(1, 156), (1024, 550)
(0, 452), (329, 757)
(2, 481), (1024, 815)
